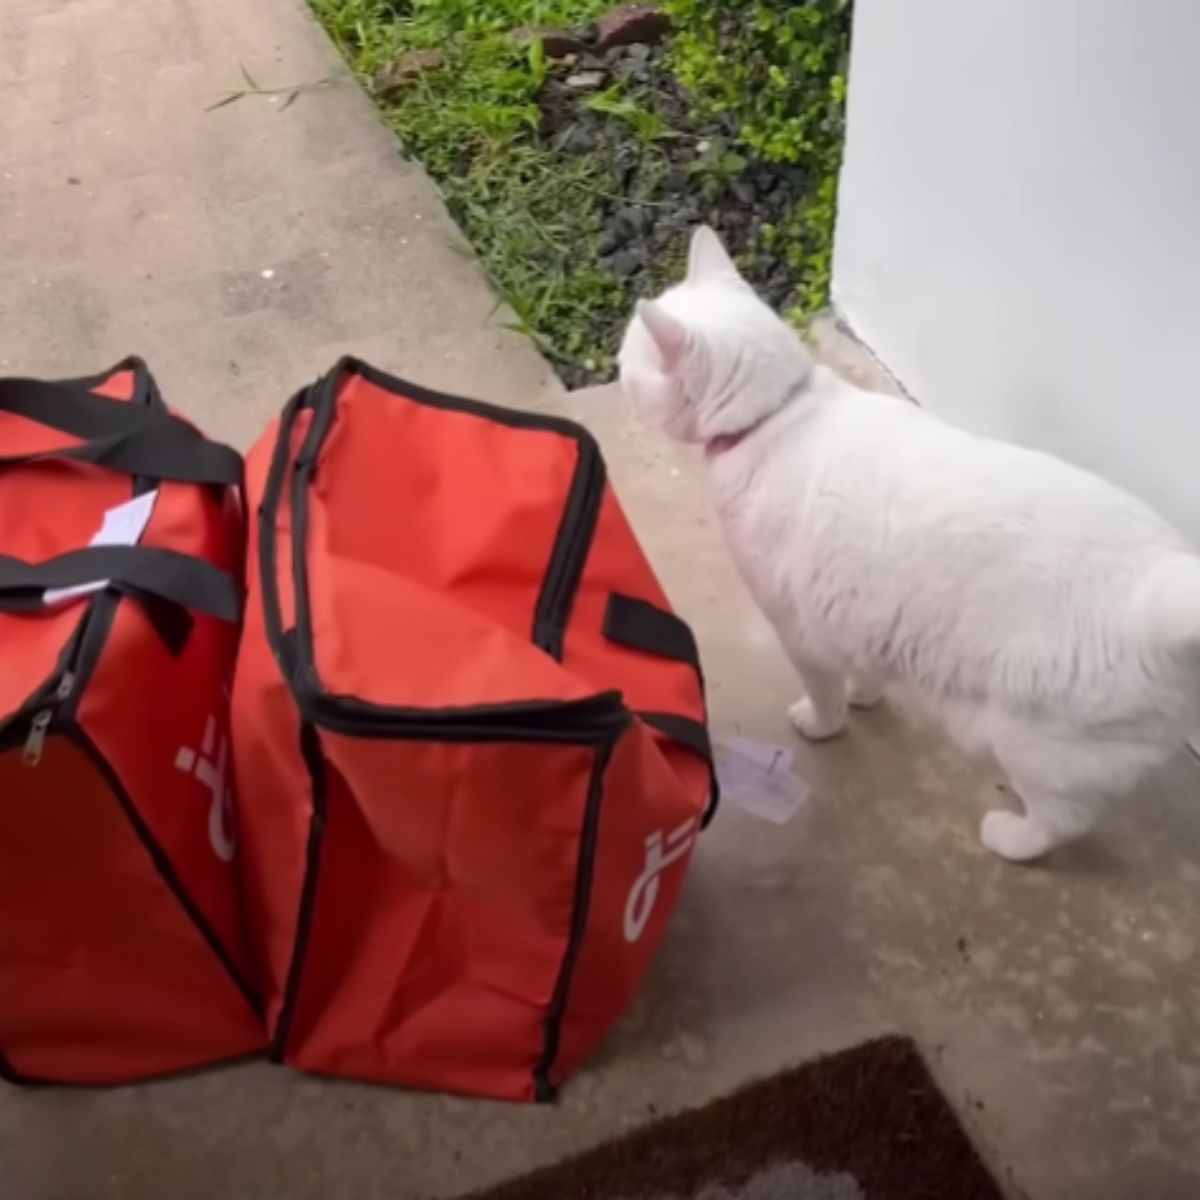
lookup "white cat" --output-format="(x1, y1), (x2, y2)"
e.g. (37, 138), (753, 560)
(618, 226), (1200, 862)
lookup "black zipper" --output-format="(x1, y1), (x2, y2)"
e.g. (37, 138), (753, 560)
(532, 435), (606, 661)
(68, 724), (261, 1017)
(297, 687), (627, 743)
(262, 360), (626, 743)
(14, 589), (122, 766)
(533, 738), (615, 1101)
(267, 719), (327, 1062)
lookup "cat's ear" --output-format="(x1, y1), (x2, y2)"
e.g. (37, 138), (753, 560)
(686, 225), (742, 285)
(636, 299), (689, 367)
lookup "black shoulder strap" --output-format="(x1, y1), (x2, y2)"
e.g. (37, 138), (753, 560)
(0, 378), (243, 486)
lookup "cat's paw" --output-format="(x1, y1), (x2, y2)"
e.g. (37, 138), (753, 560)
(788, 697), (846, 741)
(980, 811), (1053, 863)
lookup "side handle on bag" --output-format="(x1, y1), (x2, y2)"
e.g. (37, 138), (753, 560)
(603, 592), (720, 827)
(604, 592), (700, 666)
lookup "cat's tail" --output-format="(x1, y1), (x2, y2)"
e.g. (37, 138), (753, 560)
(1139, 554), (1200, 658)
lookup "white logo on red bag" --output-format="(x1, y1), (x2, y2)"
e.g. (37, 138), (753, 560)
(623, 817), (698, 944)
(175, 711), (236, 863)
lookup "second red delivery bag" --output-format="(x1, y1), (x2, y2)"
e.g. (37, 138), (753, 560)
(233, 358), (717, 1101)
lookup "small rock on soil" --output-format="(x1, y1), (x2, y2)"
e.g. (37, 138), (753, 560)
(565, 69), (607, 91)
(510, 27), (588, 59)
(596, 4), (672, 52)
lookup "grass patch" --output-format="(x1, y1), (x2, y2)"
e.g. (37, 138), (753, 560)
(310, 0), (852, 386)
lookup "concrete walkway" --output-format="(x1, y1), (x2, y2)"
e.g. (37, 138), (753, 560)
(3, 2), (1200, 1200)
(0, 0), (557, 445)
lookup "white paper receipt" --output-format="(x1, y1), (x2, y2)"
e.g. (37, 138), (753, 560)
(715, 735), (812, 824)
(44, 489), (159, 606)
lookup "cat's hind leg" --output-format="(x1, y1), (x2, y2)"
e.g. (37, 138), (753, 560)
(983, 730), (1108, 862)
(786, 656), (849, 741)
(980, 794), (1100, 862)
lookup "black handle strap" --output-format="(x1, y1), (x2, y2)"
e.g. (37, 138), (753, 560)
(0, 546), (241, 625)
(0, 379), (243, 486)
(605, 593), (720, 828)
(604, 592), (700, 666)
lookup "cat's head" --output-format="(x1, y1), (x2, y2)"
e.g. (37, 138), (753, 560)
(617, 226), (814, 445)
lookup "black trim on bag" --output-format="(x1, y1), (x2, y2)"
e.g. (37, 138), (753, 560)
(533, 438), (606, 661)
(0, 725), (263, 1086)
(0, 1052), (262, 1090)
(72, 728), (262, 1019)
(532, 737), (617, 1103)
(605, 593), (720, 828)
(268, 718), (328, 1063)
(0, 1034), (259, 1090)
(642, 706), (720, 830)
(267, 708), (633, 1079)
(346, 358), (608, 443)
(259, 362), (626, 743)
(639, 710), (713, 762)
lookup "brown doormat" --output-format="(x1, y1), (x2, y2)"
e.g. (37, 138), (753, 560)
(460, 1037), (1005, 1200)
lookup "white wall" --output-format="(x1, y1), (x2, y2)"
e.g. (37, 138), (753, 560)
(833, 0), (1200, 545)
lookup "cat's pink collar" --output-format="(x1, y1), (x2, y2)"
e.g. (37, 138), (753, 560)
(704, 379), (810, 456)
(704, 381), (809, 456)
(705, 420), (765, 457)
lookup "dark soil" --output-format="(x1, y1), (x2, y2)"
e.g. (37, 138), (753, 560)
(534, 39), (811, 388)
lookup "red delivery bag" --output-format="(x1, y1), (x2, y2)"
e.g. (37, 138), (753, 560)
(234, 358), (717, 1101)
(0, 359), (264, 1084)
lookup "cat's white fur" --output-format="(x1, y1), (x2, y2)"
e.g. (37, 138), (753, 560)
(619, 226), (1200, 862)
